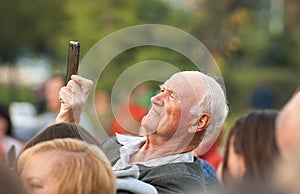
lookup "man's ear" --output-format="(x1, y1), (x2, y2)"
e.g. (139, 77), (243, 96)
(188, 113), (210, 133)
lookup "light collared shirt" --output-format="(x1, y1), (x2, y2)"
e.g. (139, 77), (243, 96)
(113, 133), (195, 170)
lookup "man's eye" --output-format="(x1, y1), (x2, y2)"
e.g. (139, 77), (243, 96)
(169, 93), (175, 98)
(29, 183), (43, 190)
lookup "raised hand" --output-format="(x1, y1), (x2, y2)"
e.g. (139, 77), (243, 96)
(56, 75), (93, 124)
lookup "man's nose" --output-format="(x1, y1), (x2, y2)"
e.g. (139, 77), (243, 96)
(151, 93), (164, 106)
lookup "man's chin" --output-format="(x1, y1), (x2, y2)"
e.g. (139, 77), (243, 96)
(140, 125), (156, 136)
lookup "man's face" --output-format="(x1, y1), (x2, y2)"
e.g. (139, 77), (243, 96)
(141, 72), (201, 138)
(276, 91), (300, 160)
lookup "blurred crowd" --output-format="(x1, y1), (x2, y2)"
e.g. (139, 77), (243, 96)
(0, 71), (300, 194)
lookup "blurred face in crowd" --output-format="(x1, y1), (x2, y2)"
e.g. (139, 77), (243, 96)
(20, 150), (61, 194)
(44, 76), (65, 113)
(225, 136), (246, 181)
(276, 90), (300, 160)
(141, 72), (203, 138)
(220, 110), (279, 185)
(0, 116), (8, 138)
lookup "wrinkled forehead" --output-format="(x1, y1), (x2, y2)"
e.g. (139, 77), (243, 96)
(164, 72), (207, 101)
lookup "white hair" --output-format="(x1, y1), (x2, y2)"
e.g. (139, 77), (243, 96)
(189, 74), (228, 155)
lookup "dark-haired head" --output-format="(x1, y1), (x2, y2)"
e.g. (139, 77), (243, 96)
(23, 123), (102, 150)
(221, 110), (280, 185)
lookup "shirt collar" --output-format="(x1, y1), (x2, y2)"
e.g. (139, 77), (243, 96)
(113, 133), (194, 170)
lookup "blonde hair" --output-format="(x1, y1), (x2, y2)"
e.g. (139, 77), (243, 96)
(17, 138), (116, 194)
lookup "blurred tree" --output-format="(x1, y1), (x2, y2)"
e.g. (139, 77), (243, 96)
(0, 0), (67, 62)
(1, 0), (300, 116)
(185, 0), (300, 113)
(0, 0), (22, 62)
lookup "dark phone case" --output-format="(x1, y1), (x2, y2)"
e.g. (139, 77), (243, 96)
(66, 41), (80, 84)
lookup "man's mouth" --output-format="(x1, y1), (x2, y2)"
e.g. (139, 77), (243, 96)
(149, 107), (160, 117)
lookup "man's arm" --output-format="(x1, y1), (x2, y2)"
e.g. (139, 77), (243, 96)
(55, 75), (93, 124)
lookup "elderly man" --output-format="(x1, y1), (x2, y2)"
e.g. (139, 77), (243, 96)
(57, 71), (228, 193)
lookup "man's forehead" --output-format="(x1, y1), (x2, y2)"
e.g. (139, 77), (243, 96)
(164, 74), (193, 92)
(164, 73), (205, 100)
(165, 72), (198, 86)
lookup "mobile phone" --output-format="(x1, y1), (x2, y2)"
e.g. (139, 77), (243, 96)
(66, 41), (80, 84)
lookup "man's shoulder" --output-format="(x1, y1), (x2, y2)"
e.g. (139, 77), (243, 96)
(137, 158), (206, 193)
(101, 134), (145, 166)
(101, 136), (122, 164)
(101, 136), (119, 147)
(138, 158), (203, 179)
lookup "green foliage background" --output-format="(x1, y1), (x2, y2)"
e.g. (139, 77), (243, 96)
(1, 0), (300, 128)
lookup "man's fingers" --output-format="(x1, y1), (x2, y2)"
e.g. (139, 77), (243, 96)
(59, 82), (85, 107)
(71, 75), (93, 94)
(59, 86), (72, 103)
(66, 80), (82, 96)
(65, 79), (85, 98)
(56, 75), (90, 125)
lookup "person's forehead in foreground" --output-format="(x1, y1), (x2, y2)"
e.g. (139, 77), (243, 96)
(276, 90), (300, 160)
